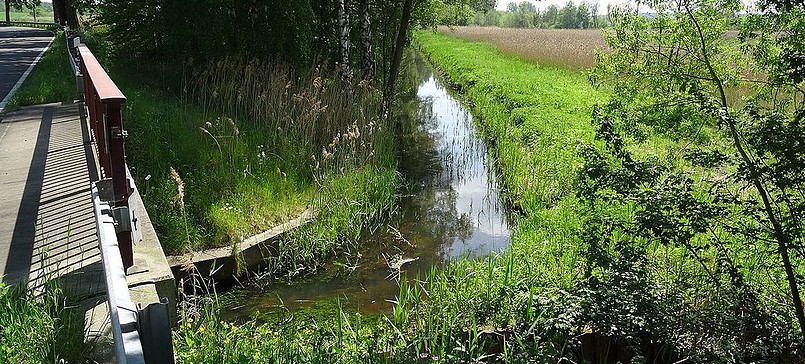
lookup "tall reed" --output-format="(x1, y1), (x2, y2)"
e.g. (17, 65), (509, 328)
(188, 58), (390, 181)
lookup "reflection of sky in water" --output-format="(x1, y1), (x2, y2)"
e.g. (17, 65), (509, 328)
(416, 76), (510, 257)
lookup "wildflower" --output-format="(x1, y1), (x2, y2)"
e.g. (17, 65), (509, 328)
(170, 167), (185, 209)
(198, 326), (205, 334)
(229, 118), (239, 136)
(322, 148), (333, 161)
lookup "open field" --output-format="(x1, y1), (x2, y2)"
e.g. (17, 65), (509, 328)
(9, 11), (53, 23)
(437, 26), (608, 69)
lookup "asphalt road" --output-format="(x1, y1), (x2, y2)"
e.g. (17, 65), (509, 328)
(0, 27), (54, 106)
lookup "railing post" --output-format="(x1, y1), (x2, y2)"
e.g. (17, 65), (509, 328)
(105, 101), (133, 269)
(94, 95), (108, 176)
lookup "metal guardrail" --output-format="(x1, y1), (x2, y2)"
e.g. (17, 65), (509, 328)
(92, 184), (146, 364)
(0, 20), (60, 29)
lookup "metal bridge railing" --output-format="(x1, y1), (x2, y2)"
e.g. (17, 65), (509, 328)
(92, 185), (146, 364)
(77, 43), (135, 269)
(75, 38), (174, 364)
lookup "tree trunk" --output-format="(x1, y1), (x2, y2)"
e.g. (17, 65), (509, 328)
(65, 0), (78, 29)
(53, 0), (66, 26)
(359, 0), (374, 82)
(382, 0), (413, 120)
(338, 0), (351, 72)
(5, 0), (10, 22)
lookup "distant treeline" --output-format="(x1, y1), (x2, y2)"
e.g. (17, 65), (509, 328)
(432, 0), (609, 29)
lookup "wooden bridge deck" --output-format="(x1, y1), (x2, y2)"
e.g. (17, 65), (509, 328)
(0, 102), (105, 299)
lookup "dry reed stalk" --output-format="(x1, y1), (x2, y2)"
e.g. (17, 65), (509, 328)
(187, 58), (389, 183)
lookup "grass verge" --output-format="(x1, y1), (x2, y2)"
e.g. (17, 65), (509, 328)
(0, 280), (93, 363)
(5, 32), (75, 109)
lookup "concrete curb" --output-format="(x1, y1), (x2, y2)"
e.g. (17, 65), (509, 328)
(126, 179), (178, 322)
(167, 209), (315, 284)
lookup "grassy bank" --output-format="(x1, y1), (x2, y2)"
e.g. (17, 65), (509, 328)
(5, 32), (75, 109)
(0, 281), (93, 363)
(416, 30), (605, 215)
(401, 29), (605, 360)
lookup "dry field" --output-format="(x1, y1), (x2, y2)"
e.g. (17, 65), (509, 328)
(437, 26), (609, 69)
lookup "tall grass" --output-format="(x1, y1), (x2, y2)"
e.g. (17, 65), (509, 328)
(174, 271), (411, 363)
(190, 59), (388, 174)
(0, 280), (92, 363)
(6, 32), (76, 109)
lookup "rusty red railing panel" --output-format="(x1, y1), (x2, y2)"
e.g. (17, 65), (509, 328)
(78, 44), (133, 269)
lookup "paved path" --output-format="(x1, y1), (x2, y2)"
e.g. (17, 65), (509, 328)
(0, 27), (54, 109)
(0, 103), (104, 296)
(0, 102), (115, 359)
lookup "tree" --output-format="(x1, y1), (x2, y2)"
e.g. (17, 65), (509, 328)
(382, 0), (414, 119)
(359, 0), (374, 81)
(558, 1), (578, 28)
(576, 1), (590, 28)
(518, 0), (536, 13)
(469, 0), (496, 12)
(590, 0), (805, 345)
(544, 4), (558, 27)
(338, 0), (351, 79)
(62, 0), (78, 28)
(8, 0), (41, 22)
(506, 1), (518, 12)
